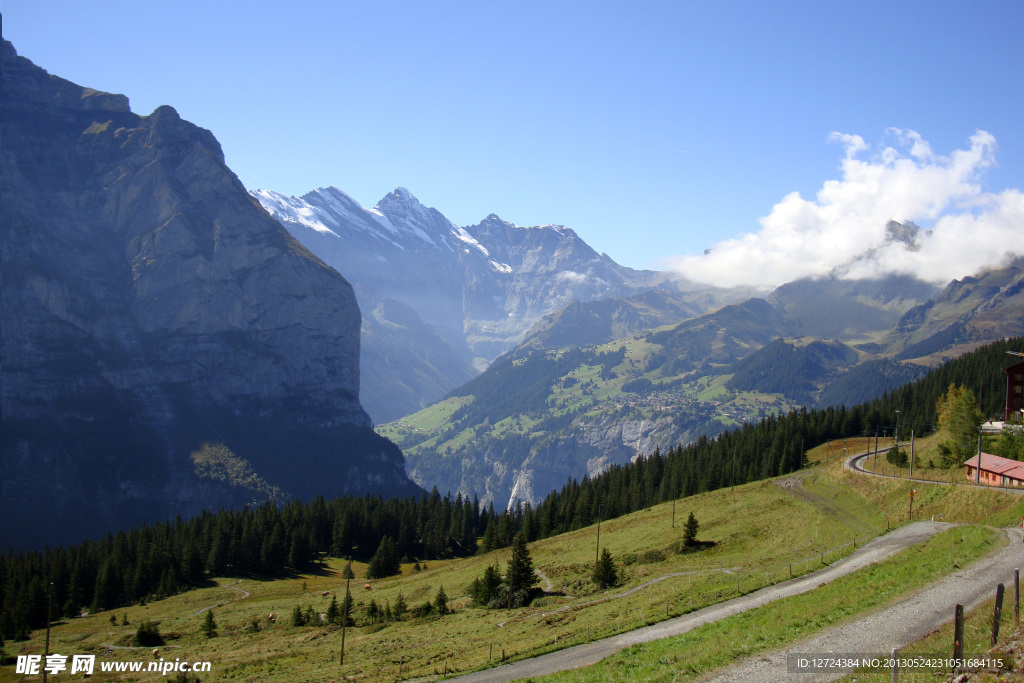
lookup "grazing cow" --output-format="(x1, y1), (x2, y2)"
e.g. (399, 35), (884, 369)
(321, 591), (330, 598)
(268, 613), (276, 623)
(152, 649), (159, 659)
(364, 584), (371, 590)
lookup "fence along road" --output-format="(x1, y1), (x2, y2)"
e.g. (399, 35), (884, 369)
(703, 526), (1022, 682)
(450, 521), (961, 683)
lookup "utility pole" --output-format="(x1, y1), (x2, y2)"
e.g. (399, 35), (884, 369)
(873, 430), (879, 472)
(42, 582), (53, 683)
(595, 505), (602, 566)
(976, 428), (983, 485)
(909, 430), (915, 478)
(340, 556), (352, 666)
(731, 447), (737, 490)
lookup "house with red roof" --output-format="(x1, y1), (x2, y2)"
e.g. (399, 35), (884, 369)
(964, 452), (1024, 488)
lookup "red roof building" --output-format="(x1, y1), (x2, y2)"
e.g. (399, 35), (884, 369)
(1006, 360), (1024, 422)
(964, 452), (1024, 487)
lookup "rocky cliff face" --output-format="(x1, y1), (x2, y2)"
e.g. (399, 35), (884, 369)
(0, 41), (419, 550)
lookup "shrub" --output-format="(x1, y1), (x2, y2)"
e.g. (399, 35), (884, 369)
(134, 621), (164, 647)
(592, 548), (618, 589)
(640, 549), (666, 564)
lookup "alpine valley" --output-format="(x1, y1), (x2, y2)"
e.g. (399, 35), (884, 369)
(254, 187), (1024, 511)
(5, 33), (1024, 554)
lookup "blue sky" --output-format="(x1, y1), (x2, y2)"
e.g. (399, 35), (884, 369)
(4, 1), (1023, 283)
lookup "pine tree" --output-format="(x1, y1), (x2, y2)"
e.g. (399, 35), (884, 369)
(341, 588), (353, 626)
(366, 536), (401, 579)
(505, 532), (538, 607)
(393, 592), (407, 621)
(326, 594), (339, 624)
(201, 609), (217, 638)
(476, 563), (502, 605)
(683, 512), (700, 548)
(592, 548), (618, 589)
(365, 599), (380, 624)
(434, 585), (449, 615)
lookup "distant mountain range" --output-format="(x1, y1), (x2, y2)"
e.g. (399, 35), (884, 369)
(254, 187), (679, 422)
(0, 40), (419, 550)
(381, 260), (1024, 510)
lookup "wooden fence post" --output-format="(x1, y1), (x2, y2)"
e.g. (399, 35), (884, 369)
(891, 647), (899, 683)
(953, 604), (964, 672)
(992, 583), (1005, 647)
(1015, 569), (1020, 624)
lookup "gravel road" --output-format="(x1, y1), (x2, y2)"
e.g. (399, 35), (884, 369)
(450, 522), (963, 682)
(705, 526), (1022, 682)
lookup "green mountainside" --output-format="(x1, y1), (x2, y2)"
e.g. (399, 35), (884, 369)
(383, 264), (1024, 510)
(382, 299), (801, 509)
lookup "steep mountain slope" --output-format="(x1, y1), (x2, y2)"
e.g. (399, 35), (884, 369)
(384, 298), (797, 508)
(253, 186), (479, 422)
(255, 188), (669, 422)
(885, 259), (1024, 360)
(0, 41), (419, 550)
(724, 338), (860, 405)
(515, 287), (756, 354)
(769, 274), (941, 343)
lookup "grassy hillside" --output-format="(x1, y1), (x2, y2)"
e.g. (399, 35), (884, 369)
(5, 454), (1021, 682)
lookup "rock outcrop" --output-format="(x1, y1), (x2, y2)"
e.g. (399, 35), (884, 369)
(0, 40), (419, 550)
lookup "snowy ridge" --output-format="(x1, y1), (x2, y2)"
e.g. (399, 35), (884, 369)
(252, 189), (340, 236)
(255, 186), (502, 261)
(253, 186), (405, 248)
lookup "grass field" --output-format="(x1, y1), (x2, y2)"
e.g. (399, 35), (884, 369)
(4, 449), (1022, 682)
(536, 524), (1002, 683)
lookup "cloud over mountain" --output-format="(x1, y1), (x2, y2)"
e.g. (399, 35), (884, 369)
(667, 130), (1024, 288)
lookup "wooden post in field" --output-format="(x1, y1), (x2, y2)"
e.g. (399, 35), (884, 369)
(873, 430), (878, 472)
(992, 583), (1005, 647)
(891, 648), (899, 683)
(953, 604), (964, 671)
(1015, 569), (1020, 624)
(909, 430), (915, 478)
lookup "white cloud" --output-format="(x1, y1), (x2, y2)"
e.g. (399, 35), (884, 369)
(665, 130), (1023, 289)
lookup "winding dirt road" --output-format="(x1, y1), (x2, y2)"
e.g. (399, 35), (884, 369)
(704, 526), (1021, 682)
(451, 521), (962, 682)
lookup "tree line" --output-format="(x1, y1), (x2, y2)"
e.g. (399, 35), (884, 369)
(3, 337), (1021, 644)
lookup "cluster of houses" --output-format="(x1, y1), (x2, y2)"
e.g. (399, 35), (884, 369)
(963, 359), (1024, 487)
